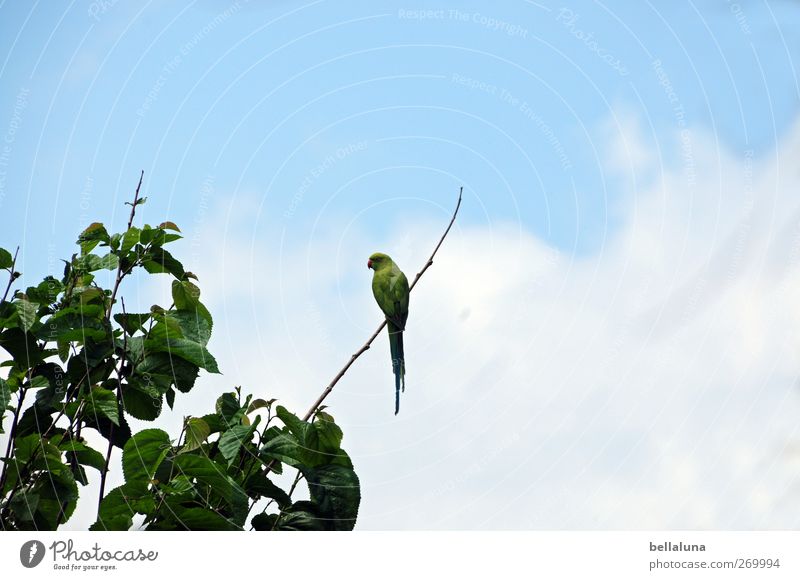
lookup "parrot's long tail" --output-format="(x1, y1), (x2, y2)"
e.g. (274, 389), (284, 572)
(388, 321), (405, 414)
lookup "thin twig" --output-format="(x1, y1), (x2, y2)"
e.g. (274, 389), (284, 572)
(300, 186), (462, 421)
(1, 246), (20, 304)
(0, 385), (27, 497)
(97, 297), (128, 516)
(106, 171), (143, 320)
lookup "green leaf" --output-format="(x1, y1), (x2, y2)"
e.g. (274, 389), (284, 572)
(276, 406), (312, 441)
(122, 429), (170, 491)
(120, 226), (141, 253)
(147, 313), (184, 342)
(85, 408), (131, 449)
(0, 247), (13, 269)
(180, 417), (210, 453)
(25, 277), (63, 304)
(82, 386), (119, 426)
(75, 253), (119, 272)
(251, 512), (279, 531)
(78, 222), (110, 254)
(114, 312), (150, 334)
(35, 308), (108, 343)
(314, 411), (344, 455)
(171, 280), (199, 308)
(15, 299), (38, 332)
(247, 398), (275, 414)
(273, 503), (327, 531)
(259, 429), (309, 469)
(244, 471), (291, 507)
(9, 491), (39, 521)
(71, 462), (89, 486)
(172, 454), (248, 521)
(172, 281), (213, 326)
(28, 375), (49, 389)
(171, 507), (239, 531)
(144, 337), (219, 373)
(0, 328), (43, 367)
(142, 248), (185, 279)
(218, 417), (260, 465)
(91, 485), (139, 530)
(135, 352), (199, 394)
(61, 440), (106, 472)
(302, 463), (361, 531)
(216, 393), (241, 425)
(158, 221), (181, 232)
(120, 381), (162, 421)
(0, 377), (11, 434)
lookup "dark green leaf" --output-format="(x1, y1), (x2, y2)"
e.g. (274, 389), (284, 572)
(122, 428), (170, 491)
(0, 328), (44, 367)
(172, 454), (248, 521)
(61, 440), (106, 471)
(25, 277), (63, 304)
(142, 248), (184, 278)
(114, 312), (150, 334)
(0, 247), (13, 269)
(120, 381), (162, 421)
(85, 408), (131, 449)
(273, 503), (326, 531)
(215, 393), (241, 425)
(144, 337), (219, 373)
(314, 411), (344, 454)
(0, 378), (10, 434)
(251, 512), (279, 531)
(244, 471), (291, 507)
(91, 485), (139, 530)
(218, 417), (260, 465)
(302, 463), (360, 531)
(9, 491), (39, 521)
(171, 507), (239, 531)
(82, 386), (119, 426)
(15, 299), (38, 332)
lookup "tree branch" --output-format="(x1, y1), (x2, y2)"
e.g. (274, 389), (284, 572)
(301, 186), (463, 421)
(97, 297), (128, 517)
(105, 171), (144, 320)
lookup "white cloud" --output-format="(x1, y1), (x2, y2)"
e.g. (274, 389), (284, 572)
(58, 114), (800, 530)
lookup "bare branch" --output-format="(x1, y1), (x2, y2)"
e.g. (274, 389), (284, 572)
(301, 186), (463, 421)
(105, 171), (144, 320)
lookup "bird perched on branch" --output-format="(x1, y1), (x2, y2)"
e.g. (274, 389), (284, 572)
(367, 252), (409, 414)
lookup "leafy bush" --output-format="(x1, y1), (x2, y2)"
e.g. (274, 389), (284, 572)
(0, 176), (360, 530)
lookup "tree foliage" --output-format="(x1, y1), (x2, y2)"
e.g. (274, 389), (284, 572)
(0, 180), (360, 530)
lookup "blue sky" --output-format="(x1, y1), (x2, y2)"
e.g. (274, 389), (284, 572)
(2, 1), (800, 530)
(3, 0), (799, 263)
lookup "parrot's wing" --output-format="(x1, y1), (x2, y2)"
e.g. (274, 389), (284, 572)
(372, 268), (409, 329)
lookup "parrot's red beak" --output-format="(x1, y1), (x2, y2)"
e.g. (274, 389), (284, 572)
(367, 259), (373, 270)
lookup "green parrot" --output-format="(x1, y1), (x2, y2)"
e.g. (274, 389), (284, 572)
(367, 252), (410, 414)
